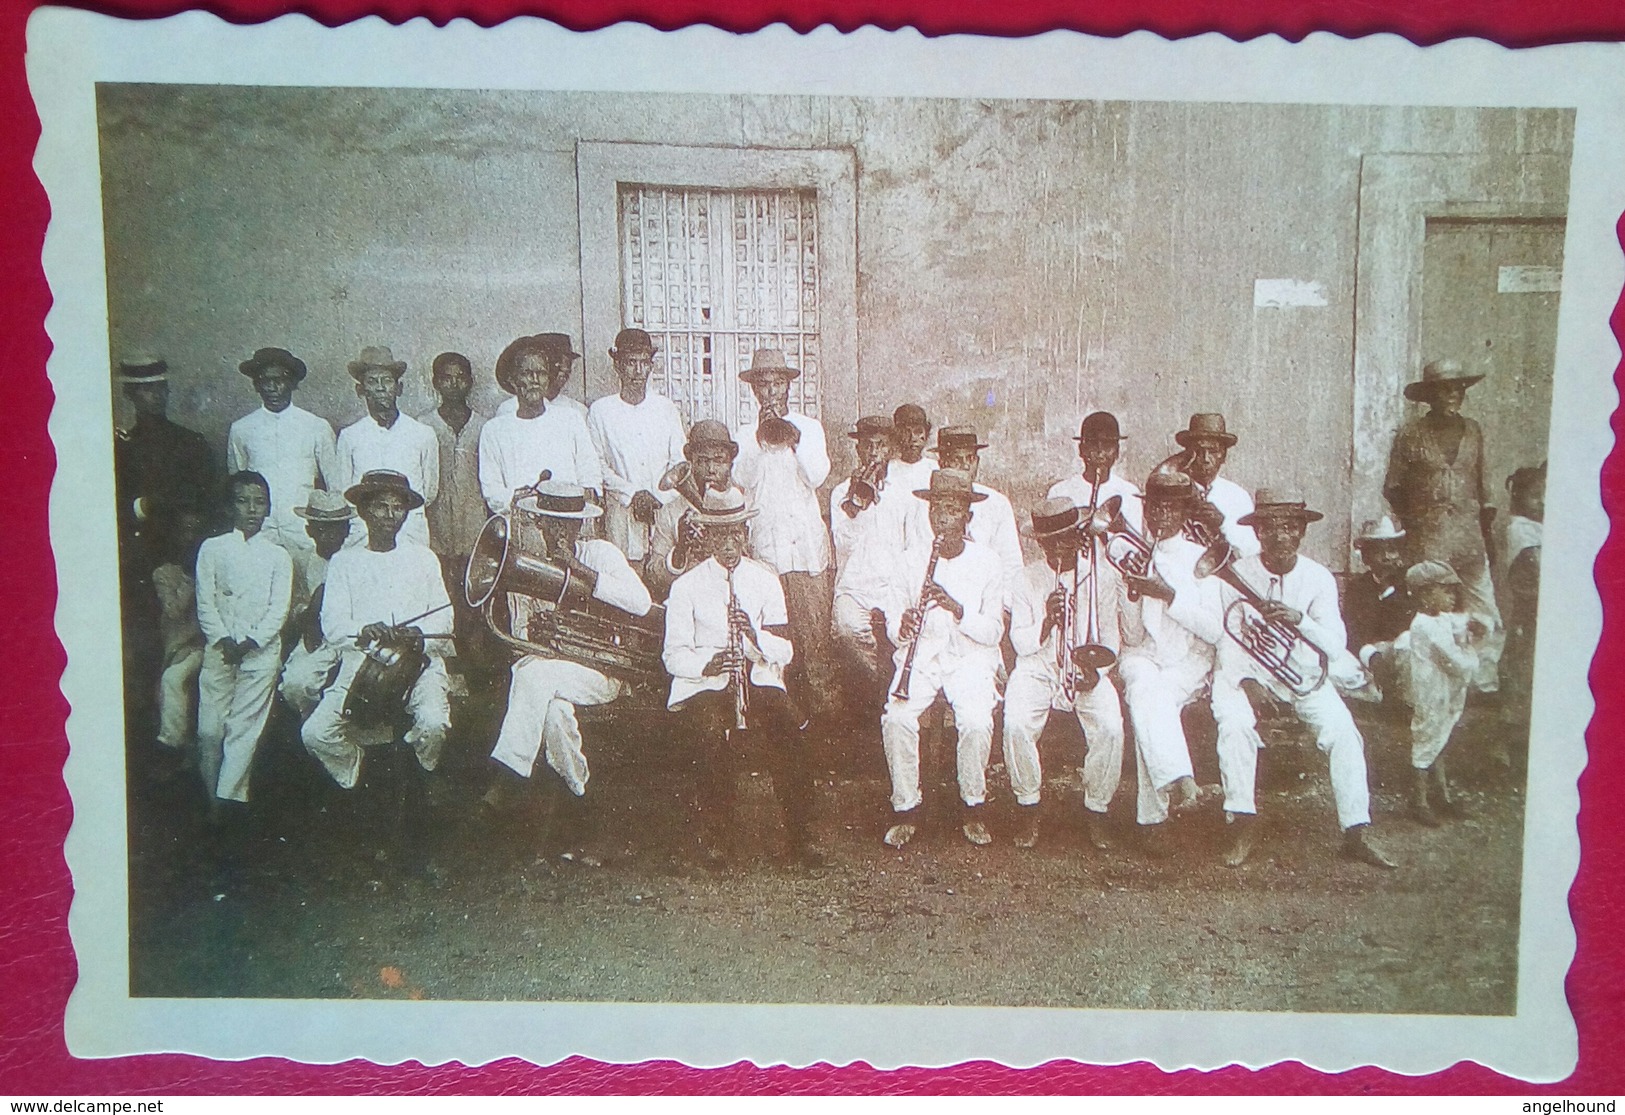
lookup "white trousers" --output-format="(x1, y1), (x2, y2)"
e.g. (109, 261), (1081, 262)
(1118, 650), (1210, 825)
(302, 649), (450, 789)
(1210, 675), (1372, 830)
(279, 641), (340, 721)
(197, 642), (280, 803)
(490, 655), (624, 794)
(880, 649), (1000, 813)
(156, 646), (203, 750)
(832, 592), (886, 681)
(1001, 656), (1124, 812)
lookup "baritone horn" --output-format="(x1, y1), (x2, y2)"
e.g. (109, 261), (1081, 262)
(840, 456), (888, 518)
(1192, 538), (1328, 697)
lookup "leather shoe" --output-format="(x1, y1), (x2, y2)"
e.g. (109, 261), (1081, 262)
(1340, 824), (1397, 869)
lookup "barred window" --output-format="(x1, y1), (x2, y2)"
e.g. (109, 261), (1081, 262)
(619, 185), (822, 429)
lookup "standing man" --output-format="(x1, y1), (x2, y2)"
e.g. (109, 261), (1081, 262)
(1169, 413), (1258, 557)
(227, 347), (338, 554)
(1049, 411), (1142, 532)
(731, 347), (834, 719)
(480, 334), (603, 515)
(419, 351), (489, 571)
(931, 426), (1024, 587)
(663, 490), (819, 868)
(587, 328), (687, 564)
(1182, 490), (1395, 868)
(878, 470), (1007, 849)
(645, 420), (745, 600)
(483, 482), (654, 861)
(333, 346), (439, 550)
(830, 415), (907, 705)
(495, 333), (588, 419)
(1002, 498), (1124, 850)
(114, 355), (223, 747)
(1383, 358), (1504, 691)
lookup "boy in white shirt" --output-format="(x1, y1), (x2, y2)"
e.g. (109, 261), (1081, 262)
(195, 471), (293, 819)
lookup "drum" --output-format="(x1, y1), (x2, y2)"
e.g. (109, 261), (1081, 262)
(341, 635), (429, 728)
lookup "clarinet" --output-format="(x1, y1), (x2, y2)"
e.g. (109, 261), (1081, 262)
(725, 566), (750, 730)
(890, 535), (944, 702)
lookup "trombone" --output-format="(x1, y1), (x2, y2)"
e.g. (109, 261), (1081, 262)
(1192, 537), (1329, 697)
(1062, 470), (1117, 697)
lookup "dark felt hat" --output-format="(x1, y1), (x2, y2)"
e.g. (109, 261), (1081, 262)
(892, 403), (930, 429)
(1237, 488), (1323, 527)
(1074, 411), (1126, 442)
(240, 347), (308, 383)
(929, 426), (988, 454)
(848, 415), (894, 439)
(1405, 358), (1484, 403)
(914, 468), (987, 504)
(1174, 413), (1237, 449)
(611, 328), (658, 356)
(740, 348), (802, 385)
(495, 334), (579, 394)
(686, 419), (739, 459)
(344, 469), (425, 511)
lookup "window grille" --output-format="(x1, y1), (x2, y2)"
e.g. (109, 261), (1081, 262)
(620, 185), (822, 429)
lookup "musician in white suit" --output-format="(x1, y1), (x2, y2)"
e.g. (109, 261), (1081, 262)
(587, 328), (687, 563)
(930, 426), (1024, 586)
(663, 491), (817, 868)
(878, 469), (1006, 850)
(1168, 413), (1258, 557)
(483, 483), (654, 859)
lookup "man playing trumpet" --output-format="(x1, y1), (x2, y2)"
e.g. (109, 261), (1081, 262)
(1001, 498), (1124, 850)
(878, 469), (1007, 849)
(830, 415), (909, 706)
(645, 420), (745, 601)
(1165, 413), (1258, 557)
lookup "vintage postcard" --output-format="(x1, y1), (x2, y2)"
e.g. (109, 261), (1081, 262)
(28, 9), (1624, 1078)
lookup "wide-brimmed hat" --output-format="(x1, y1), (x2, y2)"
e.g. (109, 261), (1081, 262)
(929, 426), (988, 455)
(848, 415), (894, 439)
(495, 333), (579, 394)
(347, 346), (407, 382)
(914, 468), (987, 504)
(693, 488), (757, 526)
(1238, 488), (1323, 527)
(1144, 470), (1196, 503)
(1354, 515), (1406, 547)
(1406, 560), (1462, 591)
(739, 348), (802, 385)
(240, 347), (308, 383)
(1074, 411), (1126, 443)
(1404, 358), (1484, 403)
(1028, 497), (1081, 539)
(1173, 413), (1237, 449)
(521, 480), (603, 520)
(293, 490), (356, 522)
(610, 328), (658, 356)
(345, 469), (425, 511)
(685, 419), (739, 460)
(116, 354), (168, 384)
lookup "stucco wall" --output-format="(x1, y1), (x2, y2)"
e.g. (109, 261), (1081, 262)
(97, 85), (1572, 568)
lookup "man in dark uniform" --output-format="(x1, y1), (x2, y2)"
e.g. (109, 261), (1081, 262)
(114, 355), (223, 747)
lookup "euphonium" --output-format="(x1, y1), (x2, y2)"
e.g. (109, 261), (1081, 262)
(659, 461), (707, 575)
(1193, 537), (1329, 697)
(1150, 448), (1223, 548)
(658, 460), (706, 509)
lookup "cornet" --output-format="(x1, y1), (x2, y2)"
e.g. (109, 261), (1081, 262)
(1096, 494), (1156, 600)
(840, 456), (888, 518)
(1193, 538), (1329, 697)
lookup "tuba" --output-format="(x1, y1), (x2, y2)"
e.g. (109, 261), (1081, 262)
(1192, 537), (1329, 697)
(465, 506), (667, 687)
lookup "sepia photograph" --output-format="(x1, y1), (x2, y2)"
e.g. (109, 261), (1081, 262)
(32, 11), (1619, 1076)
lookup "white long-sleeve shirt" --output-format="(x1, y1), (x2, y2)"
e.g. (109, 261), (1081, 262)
(334, 412), (439, 549)
(478, 406), (603, 515)
(880, 539), (1006, 678)
(968, 482), (1025, 587)
(830, 461), (922, 608)
(1201, 475), (1260, 557)
(1009, 556), (1120, 666)
(733, 411), (832, 576)
(320, 542), (453, 654)
(1119, 535), (1216, 672)
(497, 394), (587, 419)
(226, 405), (338, 543)
(194, 529), (293, 649)
(1048, 469), (1144, 534)
(587, 393), (687, 561)
(663, 555), (793, 708)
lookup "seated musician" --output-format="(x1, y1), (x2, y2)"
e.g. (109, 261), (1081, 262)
(1150, 489), (1395, 869)
(929, 426), (1023, 586)
(830, 415), (907, 707)
(645, 420), (745, 601)
(877, 469), (1006, 850)
(302, 470), (453, 791)
(1344, 515), (1415, 704)
(482, 482), (654, 859)
(664, 490), (819, 869)
(1001, 498), (1123, 851)
(1115, 471), (1221, 851)
(1169, 413), (1259, 557)
(279, 491), (355, 720)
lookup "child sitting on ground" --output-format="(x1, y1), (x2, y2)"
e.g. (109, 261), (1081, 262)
(1397, 560), (1487, 826)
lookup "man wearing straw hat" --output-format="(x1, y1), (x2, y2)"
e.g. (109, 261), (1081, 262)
(1382, 357), (1503, 691)
(480, 334), (603, 516)
(877, 469), (1007, 850)
(1168, 412), (1259, 558)
(302, 470), (454, 792)
(663, 489), (819, 868)
(1344, 515), (1416, 700)
(483, 482), (654, 862)
(278, 490), (355, 721)
(333, 346), (439, 550)
(227, 346), (338, 555)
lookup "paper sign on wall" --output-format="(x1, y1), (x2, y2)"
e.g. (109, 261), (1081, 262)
(1498, 265), (1562, 293)
(1253, 278), (1328, 308)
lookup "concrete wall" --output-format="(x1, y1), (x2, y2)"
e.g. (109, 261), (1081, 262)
(97, 85), (1572, 568)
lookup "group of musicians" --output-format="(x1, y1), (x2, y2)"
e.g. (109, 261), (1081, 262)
(115, 329), (1527, 872)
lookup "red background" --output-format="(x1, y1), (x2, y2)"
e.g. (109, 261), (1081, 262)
(3, 0), (1623, 1095)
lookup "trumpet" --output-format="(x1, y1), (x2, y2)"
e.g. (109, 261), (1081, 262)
(840, 456), (888, 518)
(890, 535), (942, 702)
(1193, 538), (1328, 697)
(725, 565), (751, 730)
(756, 405), (800, 449)
(1062, 470), (1117, 697)
(1096, 494), (1156, 601)
(659, 461), (707, 575)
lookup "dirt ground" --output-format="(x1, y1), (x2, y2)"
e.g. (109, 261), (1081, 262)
(126, 686), (1526, 1015)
